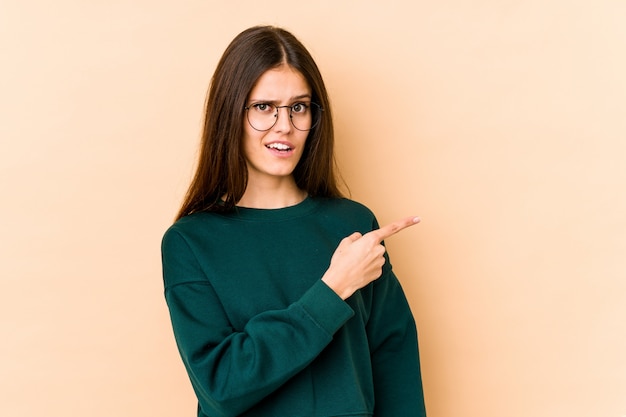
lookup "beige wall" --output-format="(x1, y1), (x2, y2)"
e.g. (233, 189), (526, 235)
(1, 1), (625, 416)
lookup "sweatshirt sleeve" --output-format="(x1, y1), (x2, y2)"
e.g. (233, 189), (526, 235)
(162, 228), (354, 417)
(366, 262), (427, 417)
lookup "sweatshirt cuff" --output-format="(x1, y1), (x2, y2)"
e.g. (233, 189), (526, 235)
(297, 280), (355, 336)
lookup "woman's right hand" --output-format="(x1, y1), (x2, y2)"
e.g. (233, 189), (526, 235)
(321, 216), (420, 300)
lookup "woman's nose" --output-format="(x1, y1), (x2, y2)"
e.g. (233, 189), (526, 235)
(272, 106), (293, 132)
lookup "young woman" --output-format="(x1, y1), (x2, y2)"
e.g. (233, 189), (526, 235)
(161, 25), (427, 417)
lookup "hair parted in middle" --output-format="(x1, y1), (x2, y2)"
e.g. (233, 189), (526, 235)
(176, 25), (345, 219)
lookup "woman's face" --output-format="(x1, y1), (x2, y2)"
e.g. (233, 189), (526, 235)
(242, 65), (312, 186)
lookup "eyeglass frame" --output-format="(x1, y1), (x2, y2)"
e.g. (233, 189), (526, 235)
(243, 102), (324, 132)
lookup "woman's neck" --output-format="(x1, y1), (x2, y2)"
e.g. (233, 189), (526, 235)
(237, 179), (307, 209)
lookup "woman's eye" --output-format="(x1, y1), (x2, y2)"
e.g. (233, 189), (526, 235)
(253, 103), (273, 113)
(291, 103), (308, 114)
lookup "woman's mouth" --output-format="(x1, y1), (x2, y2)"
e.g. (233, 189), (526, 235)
(266, 142), (293, 152)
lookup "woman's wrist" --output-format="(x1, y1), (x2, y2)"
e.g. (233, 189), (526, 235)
(321, 270), (353, 300)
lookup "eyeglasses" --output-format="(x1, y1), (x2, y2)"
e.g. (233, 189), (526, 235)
(244, 102), (323, 131)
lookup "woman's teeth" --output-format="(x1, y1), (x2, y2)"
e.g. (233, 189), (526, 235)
(267, 143), (291, 151)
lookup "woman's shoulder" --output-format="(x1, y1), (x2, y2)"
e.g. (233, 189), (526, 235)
(162, 211), (224, 242)
(316, 197), (377, 222)
(321, 196), (373, 212)
(167, 210), (211, 229)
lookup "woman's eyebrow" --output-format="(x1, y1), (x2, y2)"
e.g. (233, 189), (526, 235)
(248, 94), (312, 104)
(290, 94), (312, 101)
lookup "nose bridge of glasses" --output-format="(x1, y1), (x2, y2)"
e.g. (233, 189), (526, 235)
(274, 105), (294, 119)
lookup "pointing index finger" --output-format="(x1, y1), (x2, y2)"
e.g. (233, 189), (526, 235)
(369, 216), (421, 243)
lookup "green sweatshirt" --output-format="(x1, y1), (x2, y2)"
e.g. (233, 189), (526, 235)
(161, 197), (426, 417)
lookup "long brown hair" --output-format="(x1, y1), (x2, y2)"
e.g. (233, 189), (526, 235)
(176, 26), (345, 220)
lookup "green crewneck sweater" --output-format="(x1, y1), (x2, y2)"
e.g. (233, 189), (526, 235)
(162, 197), (426, 417)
